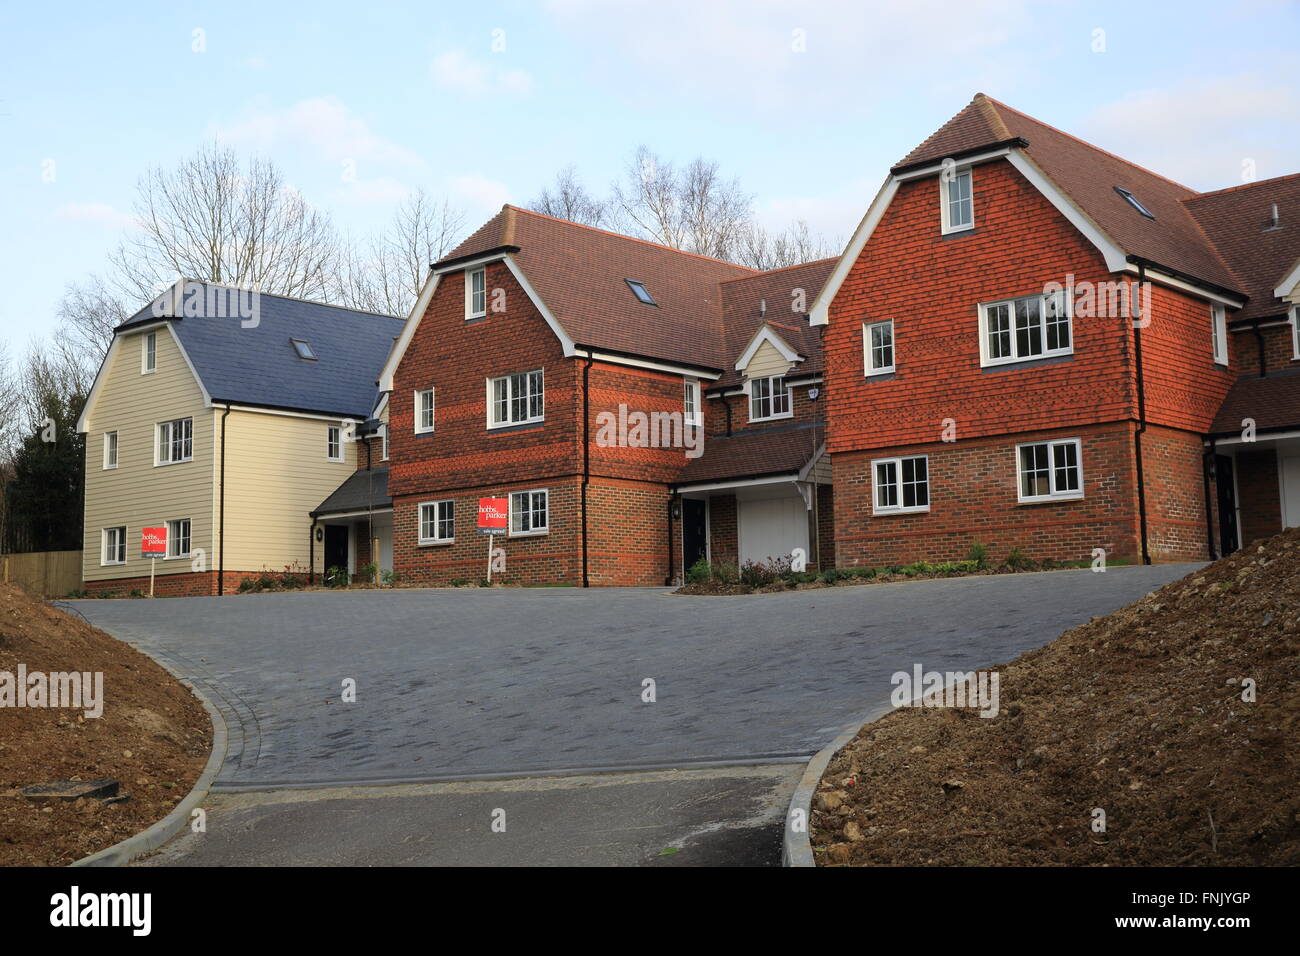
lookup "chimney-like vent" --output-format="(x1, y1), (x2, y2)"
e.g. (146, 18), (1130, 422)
(760, 298), (766, 317)
(1265, 203), (1281, 231)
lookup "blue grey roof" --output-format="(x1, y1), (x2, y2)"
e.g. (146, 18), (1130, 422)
(119, 284), (404, 418)
(312, 467), (390, 516)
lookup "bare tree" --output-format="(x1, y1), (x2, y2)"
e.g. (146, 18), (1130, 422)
(734, 218), (839, 270)
(528, 166), (608, 227)
(110, 142), (340, 303)
(53, 274), (129, 384)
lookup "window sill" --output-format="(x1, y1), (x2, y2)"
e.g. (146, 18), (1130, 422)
(101, 562), (127, 568)
(153, 459), (193, 467)
(162, 554), (191, 561)
(749, 412), (794, 424)
(940, 224), (974, 237)
(872, 506), (930, 517)
(980, 352), (1074, 373)
(487, 421), (545, 434)
(865, 369), (896, 380)
(413, 428), (435, 436)
(508, 530), (549, 538)
(1017, 494), (1084, 506)
(418, 539), (454, 547)
(103, 465), (118, 471)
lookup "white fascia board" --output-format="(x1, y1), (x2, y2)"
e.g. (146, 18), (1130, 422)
(167, 323), (213, 409)
(808, 175), (898, 326)
(1005, 151), (1129, 273)
(797, 442), (828, 483)
(890, 146), (1014, 182)
(225, 404), (364, 423)
(582, 350), (722, 380)
(378, 271), (440, 392)
(674, 474), (799, 494)
(1120, 262), (1247, 309)
(77, 321), (211, 434)
(502, 254), (577, 357)
(372, 392), (389, 419)
(1210, 428), (1300, 447)
(734, 324), (802, 371)
(1274, 256), (1300, 300)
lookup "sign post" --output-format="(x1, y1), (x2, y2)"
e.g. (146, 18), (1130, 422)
(141, 526), (166, 597)
(477, 497), (508, 583)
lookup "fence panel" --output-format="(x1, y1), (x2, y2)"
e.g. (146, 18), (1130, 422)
(2, 550), (83, 598)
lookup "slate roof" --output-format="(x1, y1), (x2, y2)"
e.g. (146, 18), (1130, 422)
(674, 422), (823, 486)
(312, 466), (391, 517)
(118, 283), (405, 418)
(1209, 373), (1300, 435)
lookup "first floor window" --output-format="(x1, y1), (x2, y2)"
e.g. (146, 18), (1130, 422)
(157, 417), (193, 463)
(327, 425), (343, 461)
(415, 389), (435, 433)
(1018, 439), (1082, 502)
(749, 375), (791, 421)
(942, 167), (973, 233)
(980, 289), (1072, 366)
(683, 379), (702, 428)
(103, 526), (126, 565)
(466, 267), (487, 318)
(166, 518), (191, 558)
(1211, 304), (1228, 365)
(873, 455), (929, 513)
(103, 431), (118, 469)
(510, 489), (548, 535)
(864, 320), (894, 375)
(488, 370), (544, 427)
(142, 331), (156, 372)
(419, 500), (455, 544)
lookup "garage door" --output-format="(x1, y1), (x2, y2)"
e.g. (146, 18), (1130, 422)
(1283, 457), (1300, 528)
(738, 496), (809, 566)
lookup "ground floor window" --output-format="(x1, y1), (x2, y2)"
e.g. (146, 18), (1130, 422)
(418, 500), (455, 544)
(166, 518), (191, 557)
(102, 526), (126, 565)
(1017, 439), (1082, 502)
(510, 489), (549, 535)
(873, 455), (929, 513)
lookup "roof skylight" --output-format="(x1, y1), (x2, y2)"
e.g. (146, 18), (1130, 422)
(625, 279), (657, 306)
(1114, 186), (1155, 220)
(291, 338), (317, 360)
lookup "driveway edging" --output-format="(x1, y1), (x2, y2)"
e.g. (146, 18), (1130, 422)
(70, 662), (228, 868)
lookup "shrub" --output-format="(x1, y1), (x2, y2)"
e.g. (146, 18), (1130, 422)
(1004, 547), (1036, 571)
(355, 561), (378, 585)
(381, 569), (401, 586)
(966, 541), (989, 569)
(686, 557), (711, 584)
(324, 565), (350, 588)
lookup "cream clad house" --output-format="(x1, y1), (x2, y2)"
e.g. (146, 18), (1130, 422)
(77, 280), (403, 595)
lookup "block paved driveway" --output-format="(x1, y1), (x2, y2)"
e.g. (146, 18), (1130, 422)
(67, 565), (1195, 790)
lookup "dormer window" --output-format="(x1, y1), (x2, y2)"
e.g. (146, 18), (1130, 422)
(749, 375), (791, 422)
(142, 331), (157, 373)
(1114, 186), (1155, 219)
(940, 167), (973, 234)
(625, 279), (657, 306)
(466, 267), (487, 319)
(291, 338), (316, 361)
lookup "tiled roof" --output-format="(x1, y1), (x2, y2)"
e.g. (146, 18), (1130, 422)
(119, 284), (404, 418)
(1185, 174), (1300, 321)
(675, 422), (823, 486)
(312, 466), (391, 516)
(1210, 372), (1300, 435)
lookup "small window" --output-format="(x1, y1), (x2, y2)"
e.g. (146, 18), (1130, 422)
(418, 500), (455, 544)
(1291, 306), (1299, 361)
(510, 489), (549, 535)
(157, 417), (193, 464)
(291, 338), (316, 361)
(487, 370), (544, 428)
(166, 518), (192, 558)
(414, 389), (435, 434)
(466, 267), (487, 319)
(102, 527), (127, 566)
(864, 320), (895, 375)
(1211, 304), (1228, 366)
(625, 279), (657, 306)
(380, 423), (389, 461)
(749, 375), (791, 422)
(327, 425), (343, 461)
(979, 289), (1072, 367)
(683, 379), (702, 428)
(873, 455), (929, 513)
(142, 331), (157, 373)
(103, 431), (118, 469)
(1017, 439), (1083, 502)
(1114, 186), (1155, 219)
(940, 167), (973, 234)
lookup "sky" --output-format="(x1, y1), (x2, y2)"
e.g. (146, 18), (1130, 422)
(1, 0), (1297, 349)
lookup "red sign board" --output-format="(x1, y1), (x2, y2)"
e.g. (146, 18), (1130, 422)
(477, 497), (508, 535)
(141, 526), (167, 557)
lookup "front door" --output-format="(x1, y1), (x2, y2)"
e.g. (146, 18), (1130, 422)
(324, 525), (349, 573)
(1215, 454), (1238, 556)
(682, 498), (707, 571)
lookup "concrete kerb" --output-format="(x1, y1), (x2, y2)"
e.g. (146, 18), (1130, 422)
(70, 659), (228, 867)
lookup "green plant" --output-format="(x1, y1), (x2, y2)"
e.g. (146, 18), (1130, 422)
(966, 541), (989, 569)
(381, 569), (401, 586)
(356, 561), (378, 585)
(686, 557), (711, 584)
(739, 559), (780, 588)
(128, 588), (145, 598)
(64, 588), (88, 599)
(324, 565), (350, 588)
(1004, 547), (1035, 571)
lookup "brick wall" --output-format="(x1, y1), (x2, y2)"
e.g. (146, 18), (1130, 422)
(1234, 448), (1283, 546)
(1141, 424), (1214, 561)
(1232, 322), (1297, 377)
(586, 477), (672, 585)
(83, 568), (267, 597)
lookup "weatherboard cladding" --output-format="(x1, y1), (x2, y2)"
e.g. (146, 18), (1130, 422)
(119, 286), (404, 418)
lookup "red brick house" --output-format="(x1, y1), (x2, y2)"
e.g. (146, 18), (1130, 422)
(377, 207), (836, 586)
(810, 94), (1300, 568)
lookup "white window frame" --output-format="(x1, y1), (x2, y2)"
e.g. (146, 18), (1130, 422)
(103, 431), (118, 469)
(1211, 304), (1228, 366)
(940, 166), (974, 235)
(1292, 306), (1299, 361)
(380, 423), (389, 461)
(465, 267), (487, 319)
(142, 331), (156, 374)
(155, 417), (193, 465)
(863, 319), (895, 376)
(418, 499), (456, 545)
(101, 526), (127, 566)
(978, 289), (1073, 368)
(327, 424), (344, 462)
(1016, 438), (1084, 503)
(165, 518), (192, 559)
(748, 374), (792, 422)
(683, 378), (702, 428)
(509, 488), (549, 536)
(487, 370), (545, 429)
(414, 388), (435, 434)
(872, 454), (930, 514)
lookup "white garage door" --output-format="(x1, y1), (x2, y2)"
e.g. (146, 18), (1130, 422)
(738, 496), (809, 566)
(1283, 457), (1300, 529)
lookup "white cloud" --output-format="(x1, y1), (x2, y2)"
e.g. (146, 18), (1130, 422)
(336, 176), (414, 206)
(53, 202), (135, 230)
(1079, 74), (1300, 189)
(431, 50), (533, 95)
(446, 174), (511, 213)
(211, 96), (423, 169)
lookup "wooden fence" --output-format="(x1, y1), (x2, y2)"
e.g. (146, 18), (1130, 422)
(2, 550), (83, 598)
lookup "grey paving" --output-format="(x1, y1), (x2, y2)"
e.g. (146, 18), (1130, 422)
(65, 565), (1196, 788)
(135, 765), (802, 867)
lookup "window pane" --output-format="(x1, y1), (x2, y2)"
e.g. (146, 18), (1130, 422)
(902, 456), (928, 508)
(1044, 291), (1070, 352)
(1015, 297), (1043, 357)
(876, 461), (898, 508)
(1020, 444), (1050, 497)
(772, 377), (789, 415)
(1053, 442), (1079, 492)
(987, 304), (1011, 359)
(947, 171), (972, 227)
(528, 371), (544, 419)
